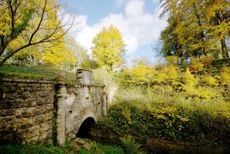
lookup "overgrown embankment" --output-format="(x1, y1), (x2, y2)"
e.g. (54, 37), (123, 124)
(95, 62), (230, 153)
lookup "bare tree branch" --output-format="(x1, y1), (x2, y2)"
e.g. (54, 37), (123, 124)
(8, 0), (15, 38)
(0, 0), (75, 66)
(29, 0), (47, 44)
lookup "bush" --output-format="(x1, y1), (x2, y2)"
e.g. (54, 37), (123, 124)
(97, 85), (230, 144)
(120, 135), (145, 154)
(96, 64), (230, 146)
(79, 143), (124, 154)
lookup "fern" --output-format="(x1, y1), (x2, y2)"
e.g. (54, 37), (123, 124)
(120, 135), (145, 154)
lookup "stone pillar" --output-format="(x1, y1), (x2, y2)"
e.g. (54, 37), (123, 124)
(77, 69), (94, 85)
(102, 85), (108, 115)
(56, 84), (67, 145)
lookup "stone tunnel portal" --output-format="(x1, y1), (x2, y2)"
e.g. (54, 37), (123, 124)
(76, 117), (96, 138)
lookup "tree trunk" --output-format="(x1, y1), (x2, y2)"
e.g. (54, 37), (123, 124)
(220, 36), (229, 59)
(193, 3), (206, 56)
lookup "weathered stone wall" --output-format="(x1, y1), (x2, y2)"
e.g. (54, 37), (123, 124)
(0, 79), (55, 144)
(65, 84), (107, 141)
(0, 69), (108, 145)
(56, 69), (108, 144)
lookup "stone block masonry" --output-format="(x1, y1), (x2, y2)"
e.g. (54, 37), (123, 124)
(0, 79), (55, 144)
(0, 69), (108, 145)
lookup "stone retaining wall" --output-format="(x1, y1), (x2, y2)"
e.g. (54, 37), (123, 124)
(0, 79), (55, 144)
(0, 69), (108, 145)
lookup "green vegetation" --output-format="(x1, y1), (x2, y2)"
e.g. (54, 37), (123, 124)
(79, 143), (124, 154)
(96, 63), (230, 145)
(0, 65), (75, 83)
(120, 135), (145, 154)
(0, 143), (124, 154)
(78, 138), (144, 154)
(0, 144), (72, 154)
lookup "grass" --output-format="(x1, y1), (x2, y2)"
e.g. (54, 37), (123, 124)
(0, 143), (124, 154)
(0, 144), (72, 154)
(0, 65), (76, 84)
(79, 143), (124, 154)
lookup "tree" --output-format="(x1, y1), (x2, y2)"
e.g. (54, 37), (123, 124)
(0, 0), (74, 66)
(81, 59), (99, 70)
(9, 34), (75, 69)
(160, 0), (230, 61)
(92, 25), (125, 71)
(205, 0), (230, 59)
(64, 36), (88, 70)
(160, 16), (184, 64)
(41, 36), (75, 69)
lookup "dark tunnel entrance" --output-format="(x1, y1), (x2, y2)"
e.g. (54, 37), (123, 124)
(76, 117), (95, 138)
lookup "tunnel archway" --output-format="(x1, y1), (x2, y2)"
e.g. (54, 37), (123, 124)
(76, 117), (96, 138)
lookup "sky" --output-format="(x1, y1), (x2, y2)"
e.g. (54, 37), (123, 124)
(60, 0), (168, 65)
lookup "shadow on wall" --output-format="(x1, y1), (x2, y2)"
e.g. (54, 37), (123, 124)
(76, 117), (95, 138)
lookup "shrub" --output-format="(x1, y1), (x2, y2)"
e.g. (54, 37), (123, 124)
(220, 66), (230, 85)
(202, 75), (219, 86)
(120, 135), (145, 154)
(97, 86), (230, 144)
(98, 64), (230, 145)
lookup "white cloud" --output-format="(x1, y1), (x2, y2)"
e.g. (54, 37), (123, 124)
(68, 0), (167, 55)
(73, 16), (99, 52)
(125, 0), (144, 16)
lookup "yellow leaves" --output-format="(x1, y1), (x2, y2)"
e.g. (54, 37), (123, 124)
(131, 62), (155, 83)
(154, 106), (189, 129)
(125, 61), (179, 85)
(183, 68), (199, 87)
(10, 36), (76, 68)
(123, 62), (177, 85)
(0, 2), (11, 35)
(42, 42), (75, 68)
(206, 0), (228, 20)
(181, 68), (219, 100)
(189, 58), (205, 73)
(188, 56), (214, 73)
(156, 115), (168, 120)
(165, 65), (179, 81)
(154, 72), (167, 83)
(202, 75), (219, 86)
(156, 106), (177, 115)
(165, 56), (178, 65)
(121, 61), (226, 102)
(8, 35), (28, 53)
(176, 115), (189, 123)
(220, 66), (230, 85)
(162, 0), (229, 58)
(199, 56), (214, 67)
(0, 0), (75, 68)
(208, 22), (230, 40)
(195, 87), (216, 100)
(121, 106), (132, 125)
(92, 25), (125, 71)
(222, 112), (230, 119)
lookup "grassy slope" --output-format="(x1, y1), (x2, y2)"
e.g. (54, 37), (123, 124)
(96, 61), (230, 145)
(0, 65), (76, 83)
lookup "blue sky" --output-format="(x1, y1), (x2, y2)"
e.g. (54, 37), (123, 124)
(61, 0), (167, 65)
